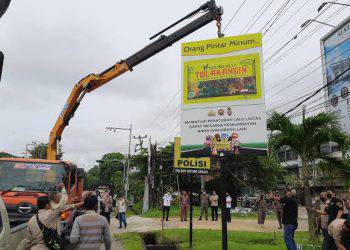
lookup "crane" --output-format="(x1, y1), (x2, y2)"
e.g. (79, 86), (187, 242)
(47, 0), (223, 160)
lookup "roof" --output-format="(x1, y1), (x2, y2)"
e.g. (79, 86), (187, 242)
(0, 158), (76, 166)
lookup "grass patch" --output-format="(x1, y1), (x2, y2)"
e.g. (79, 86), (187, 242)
(114, 232), (144, 250)
(156, 229), (319, 250)
(141, 205), (276, 220)
(114, 229), (319, 250)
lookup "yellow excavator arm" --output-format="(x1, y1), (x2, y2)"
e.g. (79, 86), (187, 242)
(47, 0), (223, 160)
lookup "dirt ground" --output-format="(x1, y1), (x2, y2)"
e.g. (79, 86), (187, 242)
(111, 206), (308, 234)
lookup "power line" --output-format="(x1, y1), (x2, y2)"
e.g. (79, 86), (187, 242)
(266, 38), (350, 96)
(242, 0), (277, 34)
(223, 0), (247, 32)
(263, 0), (311, 44)
(263, 0), (318, 53)
(145, 90), (180, 132)
(267, 83), (321, 112)
(239, 0), (270, 34)
(265, 3), (348, 70)
(283, 67), (350, 116)
(261, 0), (293, 36)
(263, 1), (340, 67)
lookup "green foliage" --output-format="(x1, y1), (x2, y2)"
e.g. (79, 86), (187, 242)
(85, 152), (146, 201)
(115, 230), (317, 250)
(268, 111), (350, 162)
(158, 229), (316, 250)
(267, 109), (350, 241)
(0, 152), (16, 158)
(85, 165), (100, 190)
(27, 143), (63, 160)
(114, 232), (144, 250)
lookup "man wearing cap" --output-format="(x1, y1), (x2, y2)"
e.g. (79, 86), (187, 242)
(70, 194), (112, 250)
(271, 188), (298, 250)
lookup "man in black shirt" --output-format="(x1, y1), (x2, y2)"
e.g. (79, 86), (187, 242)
(310, 190), (344, 249)
(326, 191), (343, 224)
(271, 188), (298, 250)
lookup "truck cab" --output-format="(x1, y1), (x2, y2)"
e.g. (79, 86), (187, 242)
(0, 158), (84, 226)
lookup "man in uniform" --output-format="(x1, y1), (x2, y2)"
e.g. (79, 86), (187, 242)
(25, 183), (68, 249)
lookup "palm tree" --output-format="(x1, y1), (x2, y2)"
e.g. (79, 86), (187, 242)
(267, 109), (350, 241)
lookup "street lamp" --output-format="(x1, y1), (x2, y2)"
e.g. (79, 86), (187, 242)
(301, 19), (335, 29)
(318, 2), (350, 12)
(24, 141), (37, 158)
(106, 125), (132, 198)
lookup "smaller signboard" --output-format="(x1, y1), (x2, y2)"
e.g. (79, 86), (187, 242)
(173, 137), (210, 174)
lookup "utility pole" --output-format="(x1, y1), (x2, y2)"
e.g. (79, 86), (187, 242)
(142, 137), (152, 213)
(134, 135), (147, 155)
(149, 143), (157, 208)
(106, 124), (132, 198)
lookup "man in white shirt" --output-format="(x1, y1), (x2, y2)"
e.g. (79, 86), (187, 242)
(162, 192), (172, 221)
(225, 192), (232, 223)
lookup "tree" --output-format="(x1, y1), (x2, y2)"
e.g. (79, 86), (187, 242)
(268, 110), (350, 241)
(85, 165), (100, 190)
(0, 152), (16, 158)
(27, 143), (64, 160)
(98, 152), (124, 195)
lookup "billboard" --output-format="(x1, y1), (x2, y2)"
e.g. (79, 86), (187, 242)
(321, 16), (350, 135)
(180, 34), (267, 158)
(173, 137), (210, 174)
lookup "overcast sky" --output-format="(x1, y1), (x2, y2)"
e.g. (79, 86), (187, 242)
(0, 0), (349, 169)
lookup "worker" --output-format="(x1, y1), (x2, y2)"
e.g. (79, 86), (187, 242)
(49, 191), (83, 235)
(162, 191), (172, 221)
(101, 192), (113, 224)
(210, 191), (219, 221)
(25, 183), (68, 250)
(117, 195), (128, 229)
(70, 194), (112, 250)
(180, 191), (190, 222)
(199, 190), (209, 221)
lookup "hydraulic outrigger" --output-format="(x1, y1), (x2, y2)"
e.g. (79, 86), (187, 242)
(47, 0), (223, 160)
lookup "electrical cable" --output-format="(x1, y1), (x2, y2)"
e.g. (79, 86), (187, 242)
(283, 67), (350, 116)
(239, 0), (270, 34)
(263, 1), (341, 67)
(145, 90), (180, 132)
(263, 0), (311, 44)
(261, 0), (293, 36)
(243, 0), (277, 34)
(266, 39), (350, 95)
(265, 3), (348, 70)
(223, 0), (247, 32)
(263, 0), (319, 54)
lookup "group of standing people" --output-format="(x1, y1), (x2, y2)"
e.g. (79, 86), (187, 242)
(25, 183), (112, 250)
(97, 191), (128, 229)
(25, 183), (131, 250)
(162, 190), (232, 222)
(308, 190), (350, 250)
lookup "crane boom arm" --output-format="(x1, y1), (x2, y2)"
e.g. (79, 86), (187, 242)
(47, 0), (223, 160)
